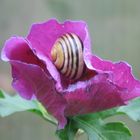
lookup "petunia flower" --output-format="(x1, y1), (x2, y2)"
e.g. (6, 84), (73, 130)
(1, 19), (140, 129)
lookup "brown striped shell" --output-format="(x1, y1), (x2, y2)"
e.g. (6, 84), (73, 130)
(51, 33), (85, 80)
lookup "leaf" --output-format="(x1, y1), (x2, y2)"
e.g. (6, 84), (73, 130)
(56, 111), (132, 140)
(56, 119), (78, 140)
(72, 116), (131, 140)
(0, 90), (57, 125)
(117, 97), (140, 121)
(0, 89), (5, 98)
(77, 108), (119, 121)
(102, 122), (131, 140)
(0, 91), (37, 117)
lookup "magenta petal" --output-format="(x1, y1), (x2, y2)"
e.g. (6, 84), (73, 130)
(27, 19), (91, 90)
(11, 61), (36, 99)
(88, 55), (140, 88)
(27, 19), (91, 59)
(10, 61), (67, 129)
(1, 37), (45, 68)
(64, 74), (125, 116)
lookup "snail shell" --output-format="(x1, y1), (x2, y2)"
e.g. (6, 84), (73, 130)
(51, 33), (85, 80)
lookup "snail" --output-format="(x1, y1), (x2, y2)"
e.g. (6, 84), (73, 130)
(51, 33), (85, 80)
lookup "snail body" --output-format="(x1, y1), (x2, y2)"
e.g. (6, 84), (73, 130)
(51, 33), (85, 80)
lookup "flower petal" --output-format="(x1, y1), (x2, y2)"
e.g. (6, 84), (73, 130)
(10, 61), (67, 129)
(27, 19), (91, 90)
(88, 55), (139, 87)
(1, 37), (45, 69)
(1, 36), (45, 98)
(27, 19), (91, 60)
(64, 74), (126, 116)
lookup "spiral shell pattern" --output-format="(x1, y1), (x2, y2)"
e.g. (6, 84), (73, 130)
(51, 33), (85, 80)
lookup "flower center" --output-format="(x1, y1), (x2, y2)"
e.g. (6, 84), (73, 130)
(51, 33), (85, 80)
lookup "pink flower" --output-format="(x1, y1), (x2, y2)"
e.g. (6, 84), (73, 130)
(1, 19), (140, 129)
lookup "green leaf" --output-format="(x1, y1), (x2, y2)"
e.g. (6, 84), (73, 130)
(0, 91), (37, 117)
(117, 97), (140, 121)
(56, 119), (78, 140)
(57, 111), (132, 140)
(102, 122), (132, 140)
(0, 89), (5, 98)
(0, 90), (57, 125)
(77, 108), (119, 121)
(72, 116), (131, 140)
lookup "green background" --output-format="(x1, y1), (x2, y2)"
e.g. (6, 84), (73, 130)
(0, 0), (140, 139)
